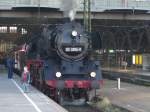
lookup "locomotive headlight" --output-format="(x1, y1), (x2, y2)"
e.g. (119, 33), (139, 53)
(72, 30), (77, 37)
(90, 72), (96, 78)
(56, 72), (62, 78)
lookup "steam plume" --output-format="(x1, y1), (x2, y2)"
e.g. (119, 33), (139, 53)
(61, 0), (79, 21)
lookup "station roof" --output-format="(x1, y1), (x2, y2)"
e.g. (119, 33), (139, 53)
(0, 0), (150, 12)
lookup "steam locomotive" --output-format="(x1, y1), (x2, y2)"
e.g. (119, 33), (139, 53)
(14, 20), (103, 104)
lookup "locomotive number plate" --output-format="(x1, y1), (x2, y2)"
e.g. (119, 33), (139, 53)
(65, 47), (82, 52)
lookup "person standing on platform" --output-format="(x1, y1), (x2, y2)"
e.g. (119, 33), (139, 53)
(6, 56), (15, 79)
(22, 66), (30, 93)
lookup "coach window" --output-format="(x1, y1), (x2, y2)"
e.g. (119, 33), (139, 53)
(10, 26), (17, 33)
(0, 26), (7, 33)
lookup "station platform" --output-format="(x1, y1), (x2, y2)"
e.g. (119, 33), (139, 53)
(0, 72), (68, 112)
(100, 79), (150, 112)
(102, 67), (150, 76)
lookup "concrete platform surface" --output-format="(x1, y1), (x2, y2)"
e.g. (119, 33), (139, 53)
(100, 79), (150, 112)
(0, 73), (68, 112)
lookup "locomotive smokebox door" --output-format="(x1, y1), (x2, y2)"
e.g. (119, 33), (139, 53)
(91, 32), (102, 50)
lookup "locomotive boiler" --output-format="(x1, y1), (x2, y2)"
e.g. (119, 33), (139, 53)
(19, 20), (103, 104)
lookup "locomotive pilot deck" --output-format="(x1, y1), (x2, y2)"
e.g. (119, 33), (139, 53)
(0, 73), (68, 112)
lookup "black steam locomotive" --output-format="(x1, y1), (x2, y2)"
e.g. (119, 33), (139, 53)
(15, 20), (103, 104)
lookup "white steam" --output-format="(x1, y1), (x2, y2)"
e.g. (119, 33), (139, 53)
(61, 0), (79, 21)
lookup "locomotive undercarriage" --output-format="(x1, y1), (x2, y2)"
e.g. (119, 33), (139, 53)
(32, 80), (93, 105)
(32, 77), (97, 105)
(53, 88), (89, 105)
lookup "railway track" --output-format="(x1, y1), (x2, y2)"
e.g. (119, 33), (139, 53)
(102, 71), (150, 86)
